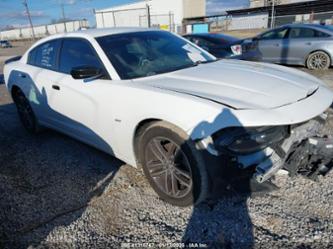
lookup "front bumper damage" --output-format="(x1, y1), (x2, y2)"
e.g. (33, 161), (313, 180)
(236, 114), (333, 183)
(201, 111), (333, 185)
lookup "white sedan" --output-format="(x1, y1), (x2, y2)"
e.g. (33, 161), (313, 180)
(4, 28), (333, 206)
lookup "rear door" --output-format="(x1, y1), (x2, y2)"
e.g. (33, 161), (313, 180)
(27, 39), (64, 125)
(257, 27), (289, 63)
(285, 27), (331, 65)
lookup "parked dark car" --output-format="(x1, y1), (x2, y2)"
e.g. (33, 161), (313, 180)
(250, 24), (333, 70)
(0, 40), (12, 48)
(183, 33), (259, 60)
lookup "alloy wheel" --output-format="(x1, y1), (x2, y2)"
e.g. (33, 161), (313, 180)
(145, 137), (193, 199)
(308, 52), (330, 70)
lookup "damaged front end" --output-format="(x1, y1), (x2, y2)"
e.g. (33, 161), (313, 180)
(210, 111), (333, 183)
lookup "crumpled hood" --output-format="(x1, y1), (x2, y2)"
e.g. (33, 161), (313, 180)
(139, 60), (321, 110)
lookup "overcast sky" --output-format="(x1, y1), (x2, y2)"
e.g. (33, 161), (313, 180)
(0, 0), (250, 30)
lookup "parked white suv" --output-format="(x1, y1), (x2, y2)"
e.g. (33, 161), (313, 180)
(4, 28), (333, 206)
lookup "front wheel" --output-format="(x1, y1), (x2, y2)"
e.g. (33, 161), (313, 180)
(138, 121), (209, 207)
(306, 51), (331, 70)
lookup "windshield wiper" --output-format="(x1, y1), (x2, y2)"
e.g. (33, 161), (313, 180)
(193, 59), (219, 66)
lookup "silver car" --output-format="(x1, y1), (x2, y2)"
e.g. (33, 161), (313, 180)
(253, 24), (333, 70)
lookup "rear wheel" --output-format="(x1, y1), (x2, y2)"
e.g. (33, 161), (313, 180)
(12, 88), (39, 134)
(138, 121), (209, 207)
(306, 51), (331, 70)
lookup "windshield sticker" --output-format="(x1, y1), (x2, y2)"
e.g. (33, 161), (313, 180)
(183, 44), (206, 63)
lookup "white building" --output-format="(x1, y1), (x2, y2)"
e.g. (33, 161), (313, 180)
(95, 0), (206, 33)
(0, 20), (89, 40)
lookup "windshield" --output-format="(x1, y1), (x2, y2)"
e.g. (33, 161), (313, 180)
(96, 31), (215, 79)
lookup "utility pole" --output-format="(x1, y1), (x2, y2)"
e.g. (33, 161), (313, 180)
(146, 4), (151, 28)
(145, 0), (151, 28)
(61, 3), (67, 32)
(270, 0), (275, 29)
(22, 0), (36, 40)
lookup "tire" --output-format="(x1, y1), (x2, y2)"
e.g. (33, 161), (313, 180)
(12, 88), (40, 134)
(306, 51), (331, 70)
(137, 121), (209, 207)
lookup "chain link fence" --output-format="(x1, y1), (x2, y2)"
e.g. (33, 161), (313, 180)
(272, 11), (333, 28)
(185, 11), (333, 34)
(95, 7), (175, 32)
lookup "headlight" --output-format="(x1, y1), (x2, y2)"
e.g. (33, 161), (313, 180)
(214, 126), (289, 155)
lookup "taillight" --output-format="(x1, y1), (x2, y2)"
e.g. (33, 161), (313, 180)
(231, 44), (242, 56)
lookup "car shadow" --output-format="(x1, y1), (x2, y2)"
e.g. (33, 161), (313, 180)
(181, 109), (276, 248)
(0, 71), (125, 248)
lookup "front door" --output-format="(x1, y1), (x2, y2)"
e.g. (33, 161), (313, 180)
(257, 27), (289, 63)
(46, 37), (111, 150)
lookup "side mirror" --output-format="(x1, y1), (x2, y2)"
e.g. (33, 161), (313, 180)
(70, 66), (104, 80)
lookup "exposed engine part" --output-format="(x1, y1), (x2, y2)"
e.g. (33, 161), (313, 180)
(281, 115), (326, 153)
(254, 150), (285, 183)
(319, 107), (333, 137)
(228, 110), (333, 184)
(237, 147), (273, 169)
(284, 137), (333, 180)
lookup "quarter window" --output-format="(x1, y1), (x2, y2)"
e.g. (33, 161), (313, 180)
(34, 40), (61, 69)
(27, 48), (37, 65)
(59, 38), (105, 75)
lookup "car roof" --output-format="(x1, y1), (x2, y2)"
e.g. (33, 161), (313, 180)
(259, 23), (333, 37)
(280, 23), (333, 31)
(28, 27), (164, 51)
(184, 33), (237, 38)
(70, 27), (154, 37)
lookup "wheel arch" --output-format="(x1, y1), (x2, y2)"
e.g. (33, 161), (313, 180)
(132, 117), (210, 206)
(132, 118), (162, 164)
(132, 118), (192, 165)
(306, 49), (332, 66)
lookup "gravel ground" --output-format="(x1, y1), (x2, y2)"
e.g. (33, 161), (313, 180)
(0, 45), (333, 249)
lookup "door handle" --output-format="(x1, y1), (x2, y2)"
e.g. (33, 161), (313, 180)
(18, 73), (26, 78)
(274, 43), (280, 47)
(306, 42), (312, 46)
(52, 85), (60, 90)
